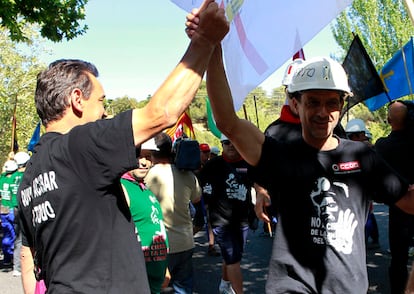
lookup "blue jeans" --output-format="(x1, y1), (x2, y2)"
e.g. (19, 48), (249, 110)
(213, 225), (249, 265)
(13, 208), (21, 271)
(168, 249), (194, 294)
(1, 211), (15, 263)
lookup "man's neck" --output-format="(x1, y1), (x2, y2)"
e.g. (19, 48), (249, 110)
(304, 135), (339, 151)
(46, 120), (75, 134)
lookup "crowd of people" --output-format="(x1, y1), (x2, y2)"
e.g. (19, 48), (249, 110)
(1, 151), (30, 277)
(0, 1), (414, 293)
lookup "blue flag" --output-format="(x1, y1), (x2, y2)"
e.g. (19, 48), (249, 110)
(27, 122), (41, 152)
(365, 37), (414, 111)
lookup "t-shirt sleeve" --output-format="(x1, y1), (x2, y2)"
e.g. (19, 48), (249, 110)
(67, 110), (138, 187)
(248, 136), (281, 189)
(20, 207), (32, 247)
(367, 150), (409, 205)
(190, 175), (201, 203)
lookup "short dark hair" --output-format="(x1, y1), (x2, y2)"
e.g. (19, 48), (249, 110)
(152, 133), (172, 158)
(35, 59), (99, 126)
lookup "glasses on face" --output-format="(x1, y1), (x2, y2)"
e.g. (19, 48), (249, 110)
(222, 140), (231, 146)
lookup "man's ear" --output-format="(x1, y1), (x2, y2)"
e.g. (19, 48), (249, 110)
(70, 88), (83, 117)
(292, 97), (300, 114)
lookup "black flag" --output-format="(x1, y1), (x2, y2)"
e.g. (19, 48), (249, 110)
(342, 34), (384, 115)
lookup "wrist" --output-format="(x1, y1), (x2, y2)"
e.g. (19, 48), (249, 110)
(191, 33), (216, 51)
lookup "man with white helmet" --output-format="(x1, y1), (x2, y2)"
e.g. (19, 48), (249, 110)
(14, 152), (30, 168)
(9, 151), (30, 277)
(0, 159), (19, 269)
(183, 13), (414, 290)
(345, 118), (372, 144)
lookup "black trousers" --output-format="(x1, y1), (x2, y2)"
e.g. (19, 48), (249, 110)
(388, 205), (414, 294)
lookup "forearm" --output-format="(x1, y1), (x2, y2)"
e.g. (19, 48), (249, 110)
(132, 38), (214, 145)
(406, 261), (414, 293)
(132, 0), (229, 146)
(206, 46), (238, 134)
(21, 245), (36, 294)
(151, 36), (215, 124)
(395, 185), (414, 214)
(206, 46), (264, 166)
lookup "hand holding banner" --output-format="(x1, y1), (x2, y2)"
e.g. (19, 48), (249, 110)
(172, 0), (353, 110)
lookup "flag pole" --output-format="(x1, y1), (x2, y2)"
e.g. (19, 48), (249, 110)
(253, 95), (260, 129)
(10, 94), (18, 153)
(243, 104), (248, 120)
(403, 0), (414, 26)
(400, 42), (414, 98)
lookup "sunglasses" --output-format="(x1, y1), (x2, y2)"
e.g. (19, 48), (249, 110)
(222, 140), (231, 146)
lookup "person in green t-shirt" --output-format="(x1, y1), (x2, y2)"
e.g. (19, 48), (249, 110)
(0, 159), (19, 267)
(12, 151), (30, 277)
(121, 139), (169, 294)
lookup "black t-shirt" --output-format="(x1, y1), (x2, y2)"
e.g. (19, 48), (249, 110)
(264, 118), (302, 142)
(199, 156), (253, 228)
(375, 129), (414, 183)
(249, 136), (408, 293)
(18, 111), (150, 293)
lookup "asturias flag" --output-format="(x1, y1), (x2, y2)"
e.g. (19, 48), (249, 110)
(365, 37), (414, 111)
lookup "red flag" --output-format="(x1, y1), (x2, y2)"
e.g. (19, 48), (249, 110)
(165, 110), (196, 142)
(293, 48), (305, 60)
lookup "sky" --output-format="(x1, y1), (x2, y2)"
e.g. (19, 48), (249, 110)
(39, 0), (344, 101)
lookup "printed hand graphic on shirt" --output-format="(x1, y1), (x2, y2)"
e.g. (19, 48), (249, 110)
(225, 173), (247, 201)
(326, 208), (357, 254)
(310, 177), (357, 254)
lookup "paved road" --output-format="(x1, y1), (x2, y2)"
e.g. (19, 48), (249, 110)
(1, 203), (412, 293)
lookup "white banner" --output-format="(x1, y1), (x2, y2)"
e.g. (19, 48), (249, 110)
(172, 0), (353, 110)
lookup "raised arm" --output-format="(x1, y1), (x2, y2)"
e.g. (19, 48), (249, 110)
(206, 46), (264, 166)
(132, 0), (229, 146)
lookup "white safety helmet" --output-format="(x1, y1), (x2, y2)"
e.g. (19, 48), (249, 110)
(287, 57), (352, 94)
(14, 151), (30, 167)
(4, 160), (18, 173)
(140, 138), (159, 151)
(220, 134), (229, 142)
(365, 130), (372, 140)
(210, 146), (220, 155)
(345, 118), (369, 133)
(282, 58), (305, 86)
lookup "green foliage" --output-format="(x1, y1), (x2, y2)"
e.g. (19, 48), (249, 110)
(332, 0), (414, 66)
(331, 0), (414, 137)
(106, 96), (142, 117)
(0, 25), (46, 162)
(0, 0), (88, 42)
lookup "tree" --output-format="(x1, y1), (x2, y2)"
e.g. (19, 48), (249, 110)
(106, 96), (142, 117)
(331, 0), (414, 139)
(332, 0), (414, 67)
(0, 25), (46, 161)
(0, 0), (88, 42)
